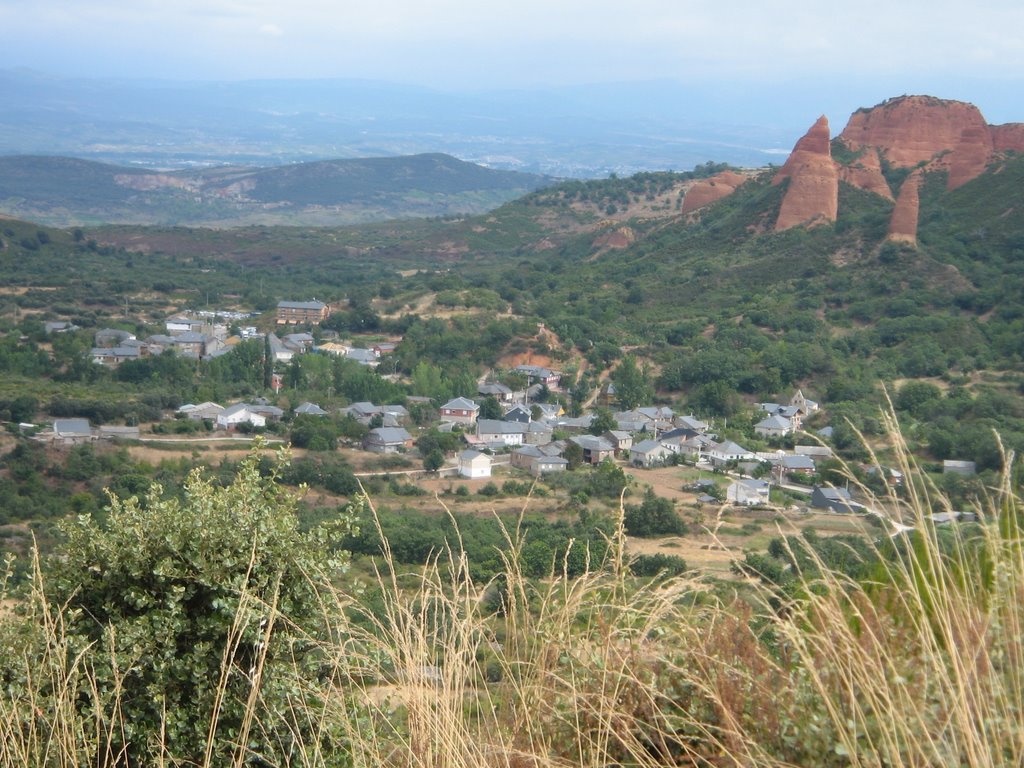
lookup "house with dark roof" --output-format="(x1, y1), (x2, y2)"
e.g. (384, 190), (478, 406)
(569, 435), (615, 465)
(629, 439), (675, 468)
(727, 478), (770, 506)
(810, 486), (862, 513)
(475, 419), (528, 447)
(217, 404), (267, 430)
(177, 402), (224, 421)
(44, 320), (79, 334)
(502, 404), (532, 423)
(52, 418), (94, 445)
(754, 414), (794, 438)
(440, 397), (480, 426)
(478, 382), (514, 403)
(345, 348), (379, 367)
(94, 328), (136, 347)
(603, 430), (633, 455)
(675, 414), (709, 432)
(512, 445), (569, 476)
(773, 454), (816, 475)
(91, 345), (144, 366)
(363, 427), (414, 453)
(705, 440), (756, 467)
(513, 365), (562, 388)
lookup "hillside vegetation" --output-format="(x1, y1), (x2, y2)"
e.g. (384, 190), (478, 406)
(0, 153), (551, 227)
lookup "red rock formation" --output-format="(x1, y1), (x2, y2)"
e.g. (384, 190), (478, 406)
(992, 123), (1024, 153)
(947, 125), (995, 190)
(837, 146), (894, 200)
(764, 96), (1023, 236)
(839, 95), (990, 168)
(592, 226), (636, 250)
(773, 116), (839, 231)
(681, 170), (748, 214)
(887, 170), (922, 244)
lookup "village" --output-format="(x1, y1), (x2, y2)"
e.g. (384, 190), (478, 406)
(28, 297), (979, 533)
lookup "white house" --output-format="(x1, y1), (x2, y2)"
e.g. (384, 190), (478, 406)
(629, 439), (675, 468)
(475, 419), (527, 447)
(705, 440), (757, 467)
(754, 414), (794, 438)
(458, 450), (492, 478)
(217, 404), (266, 430)
(727, 479), (770, 506)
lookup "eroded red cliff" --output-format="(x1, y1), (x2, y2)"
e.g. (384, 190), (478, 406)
(837, 146), (893, 200)
(681, 170), (748, 214)
(887, 170), (922, 244)
(771, 96), (1024, 242)
(773, 115), (839, 231)
(839, 96), (990, 168)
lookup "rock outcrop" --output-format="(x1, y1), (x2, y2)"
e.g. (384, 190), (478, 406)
(838, 95), (1024, 190)
(592, 226), (636, 250)
(946, 125), (995, 190)
(992, 123), (1024, 153)
(887, 170), (922, 244)
(837, 146), (893, 200)
(681, 170), (748, 214)
(839, 96), (990, 169)
(770, 95), (1024, 242)
(773, 116), (839, 231)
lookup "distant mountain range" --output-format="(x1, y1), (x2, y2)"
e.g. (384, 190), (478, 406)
(0, 69), (805, 177)
(0, 153), (551, 226)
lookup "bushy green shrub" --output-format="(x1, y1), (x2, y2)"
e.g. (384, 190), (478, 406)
(17, 446), (353, 765)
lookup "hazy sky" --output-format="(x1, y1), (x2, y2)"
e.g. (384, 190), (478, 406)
(2, 0), (1023, 119)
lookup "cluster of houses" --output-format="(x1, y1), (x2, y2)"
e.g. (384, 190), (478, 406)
(90, 316), (231, 367)
(427, 388), (869, 513)
(87, 303), (399, 371)
(177, 400), (285, 429)
(408, 386), (833, 484)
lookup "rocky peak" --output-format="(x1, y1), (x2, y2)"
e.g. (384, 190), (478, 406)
(839, 96), (990, 169)
(770, 95), (1024, 243)
(772, 115), (839, 231)
(887, 170), (922, 244)
(837, 95), (1024, 190)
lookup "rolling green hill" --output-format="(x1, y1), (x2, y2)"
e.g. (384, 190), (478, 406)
(0, 153), (551, 227)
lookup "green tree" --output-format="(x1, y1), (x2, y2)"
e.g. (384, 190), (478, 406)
(588, 406), (617, 436)
(563, 441), (584, 470)
(263, 333), (273, 389)
(610, 355), (653, 409)
(623, 488), (687, 537)
(479, 396), (503, 421)
(35, 446), (353, 765)
(423, 449), (445, 472)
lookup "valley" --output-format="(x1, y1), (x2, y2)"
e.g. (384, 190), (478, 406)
(0, 92), (1021, 768)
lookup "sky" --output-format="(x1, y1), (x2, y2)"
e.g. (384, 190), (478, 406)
(2, 0), (1023, 122)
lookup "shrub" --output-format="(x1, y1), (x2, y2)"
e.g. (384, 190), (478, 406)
(623, 488), (687, 537)
(2, 445), (353, 765)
